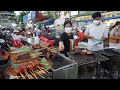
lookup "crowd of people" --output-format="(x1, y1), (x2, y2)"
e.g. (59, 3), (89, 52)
(1, 11), (119, 58)
(58, 12), (120, 57)
(1, 11), (120, 79)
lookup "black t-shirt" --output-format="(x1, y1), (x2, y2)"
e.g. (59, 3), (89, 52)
(60, 32), (73, 57)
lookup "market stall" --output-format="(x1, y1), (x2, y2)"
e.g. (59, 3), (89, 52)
(0, 34), (78, 79)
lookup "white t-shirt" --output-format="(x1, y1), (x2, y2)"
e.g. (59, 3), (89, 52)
(109, 29), (120, 47)
(35, 27), (40, 36)
(78, 29), (83, 33)
(110, 29), (120, 36)
(85, 23), (108, 51)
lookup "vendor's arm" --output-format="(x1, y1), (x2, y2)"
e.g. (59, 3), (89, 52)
(20, 36), (28, 41)
(109, 30), (118, 39)
(59, 34), (65, 51)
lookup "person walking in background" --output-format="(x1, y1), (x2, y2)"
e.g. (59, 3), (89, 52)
(34, 26), (40, 37)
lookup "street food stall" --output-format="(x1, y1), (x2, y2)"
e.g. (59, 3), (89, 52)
(1, 33), (120, 79)
(3, 35), (78, 79)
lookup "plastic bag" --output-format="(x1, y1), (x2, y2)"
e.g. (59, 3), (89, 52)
(78, 42), (87, 48)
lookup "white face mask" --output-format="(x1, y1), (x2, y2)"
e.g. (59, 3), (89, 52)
(65, 27), (72, 33)
(93, 20), (100, 26)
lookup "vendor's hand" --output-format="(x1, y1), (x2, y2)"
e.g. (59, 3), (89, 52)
(74, 46), (78, 49)
(89, 36), (94, 39)
(100, 37), (106, 41)
(117, 37), (120, 39)
(59, 42), (64, 51)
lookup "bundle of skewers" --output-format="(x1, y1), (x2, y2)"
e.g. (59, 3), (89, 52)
(6, 60), (50, 79)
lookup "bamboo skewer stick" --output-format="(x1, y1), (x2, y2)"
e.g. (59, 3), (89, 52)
(37, 67), (49, 75)
(30, 70), (38, 79)
(24, 70), (34, 79)
(16, 76), (22, 79)
(35, 70), (45, 79)
(36, 69), (45, 75)
(34, 70), (45, 79)
(31, 71), (38, 79)
(38, 67), (49, 74)
(39, 69), (46, 74)
(24, 71), (31, 79)
(16, 75), (19, 79)
(20, 72), (26, 79)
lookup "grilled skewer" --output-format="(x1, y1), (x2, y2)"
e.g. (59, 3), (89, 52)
(30, 71), (38, 79)
(25, 70), (34, 79)
(34, 70), (45, 79)
(24, 71), (31, 79)
(37, 66), (49, 74)
(20, 72), (26, 79)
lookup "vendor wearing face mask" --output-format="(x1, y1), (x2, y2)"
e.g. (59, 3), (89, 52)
(84, 12), (108, 51)
(109, 21), (120, 47)
(59, 20), (74, 57)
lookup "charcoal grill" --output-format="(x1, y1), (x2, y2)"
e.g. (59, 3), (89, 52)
(96, 49), (120, 79)
(96, 49), (120, 68)
(68, 50), (109, 79)
(50, 54), (78, 79)
(68, 51), (108, 66)
(96, 49), (120, 57)
(50, 55), (72, 69)
(112, 49), (120, 54)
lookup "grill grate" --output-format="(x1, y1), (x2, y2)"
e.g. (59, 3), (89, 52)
(68, 51), (108, 65)
(97, 49), (120, 71)
(50, 55), (71, 69)
(97, 49), (120, 57)
(113, 49), (120, 54)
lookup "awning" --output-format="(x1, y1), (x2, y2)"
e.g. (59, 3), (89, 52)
(33, 11), (46, 22)
(77, 15), (120, 22)
(23, 15), (28, 23)
(79, 11), (108, 16)
(41, 19), (55, 25)
(23, 11), (46, 23)
(102, 15), (120, 20)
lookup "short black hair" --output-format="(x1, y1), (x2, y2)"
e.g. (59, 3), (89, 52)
(64, 20), (72, 27)
(21, 28), (25, 31)
(92, 12), (101, 19)
(19, 30), (24, 34)
(113, 21), (120, 28)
